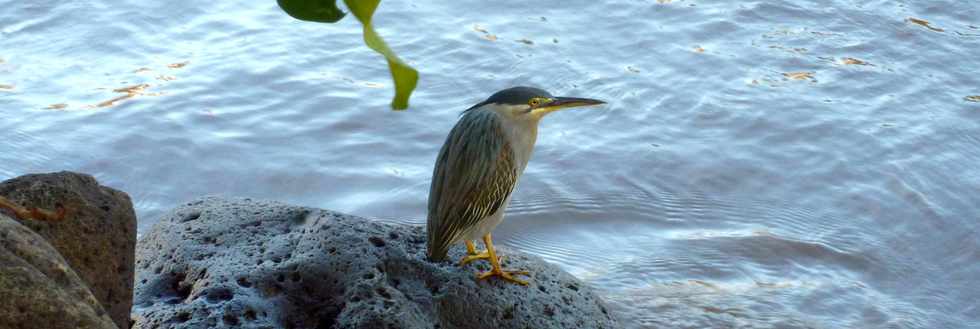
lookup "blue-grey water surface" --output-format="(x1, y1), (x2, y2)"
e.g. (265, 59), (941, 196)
(2, 1), (979, 328)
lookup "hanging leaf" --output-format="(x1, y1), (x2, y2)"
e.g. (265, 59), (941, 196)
(277, 0), (346, 23)
(276, 0), (419, 110)
(343, 0), (418, 110)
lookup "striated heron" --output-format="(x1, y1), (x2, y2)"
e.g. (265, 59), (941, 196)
(426, 86), (605, 285)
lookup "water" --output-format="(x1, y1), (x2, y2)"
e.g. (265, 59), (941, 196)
(2, 0), (979, 327)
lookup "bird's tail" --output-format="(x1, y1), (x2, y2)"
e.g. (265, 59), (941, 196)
(426, 227), (451, 262)
(427, 246), (449, 262)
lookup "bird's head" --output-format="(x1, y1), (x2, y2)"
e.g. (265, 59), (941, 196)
(466, 86), (605, 121)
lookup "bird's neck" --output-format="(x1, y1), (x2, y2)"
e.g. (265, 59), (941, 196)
(501, 116), (539, 173)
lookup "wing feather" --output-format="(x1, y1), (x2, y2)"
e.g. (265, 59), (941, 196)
(426, 110), (518, 260)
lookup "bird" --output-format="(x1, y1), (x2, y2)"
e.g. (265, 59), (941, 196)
(426, 86), (605, 285)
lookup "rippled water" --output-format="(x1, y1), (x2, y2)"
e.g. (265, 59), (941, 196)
(3, 0), (979, 328)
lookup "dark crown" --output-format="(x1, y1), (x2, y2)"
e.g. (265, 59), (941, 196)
(484, 86), (553, 106)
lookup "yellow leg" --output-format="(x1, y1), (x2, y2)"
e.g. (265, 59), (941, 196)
(476, 233), (530, 286)
(466, 240), (478, 255)
(459, 240), (492, 266)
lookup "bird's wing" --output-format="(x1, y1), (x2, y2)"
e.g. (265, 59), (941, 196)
(427, 110), (518, 260)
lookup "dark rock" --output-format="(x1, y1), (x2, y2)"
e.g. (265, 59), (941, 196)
(0, 214), (118, 329)
(0, 171), (137, 329)
(133, 197), (618, 329)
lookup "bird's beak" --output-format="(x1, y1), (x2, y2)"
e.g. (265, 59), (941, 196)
(535, 96), (606, 116)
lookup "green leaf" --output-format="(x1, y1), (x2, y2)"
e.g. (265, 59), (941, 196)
(343, 0), (419, 110)
(276, 0), (418, 109)
(277, 0), (346, 23)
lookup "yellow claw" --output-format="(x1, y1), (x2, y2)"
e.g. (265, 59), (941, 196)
(473, 233), (531, 286)
(477, 268), (530, 286)
(459, 240), (493, 266)
(460, 252), (492, 266)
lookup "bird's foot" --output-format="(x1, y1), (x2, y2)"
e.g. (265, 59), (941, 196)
(477, 268), (530, 286)
(459, 252), (493, 266)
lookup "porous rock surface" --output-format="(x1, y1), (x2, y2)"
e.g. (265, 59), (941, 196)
(0, 171), (136, 329)
(0, 214), (118, 329)
(133, 197), (617, 329)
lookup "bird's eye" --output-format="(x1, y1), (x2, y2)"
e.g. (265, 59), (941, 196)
(529, 98), (540, 106)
